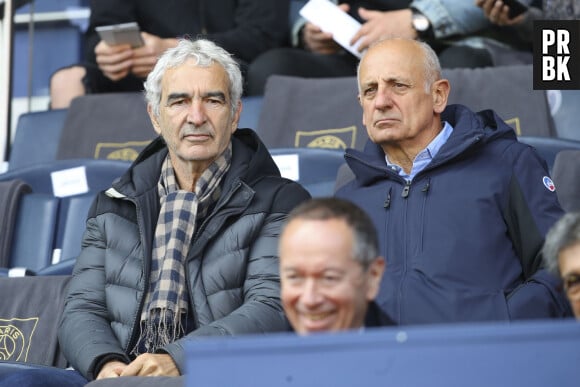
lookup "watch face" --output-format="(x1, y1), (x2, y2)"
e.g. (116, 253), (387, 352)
(413, 14), (430, 32)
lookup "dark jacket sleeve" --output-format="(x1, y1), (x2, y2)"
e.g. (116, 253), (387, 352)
(204, 0), (290, 63)
(57, 201), (131, 380)
(503, 143), (572, 319)
(84, 0), (290, 65)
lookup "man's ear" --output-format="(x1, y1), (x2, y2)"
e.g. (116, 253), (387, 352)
(366, 256), (386, 301)
(147, 104), (162, 135)
(432, 79), (450, 114)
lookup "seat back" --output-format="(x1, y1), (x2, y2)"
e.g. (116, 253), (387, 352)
(0, 275), (71, 367)
(443, 65), (554, 137)
(57, 92), (155, 161)
(0, 159), (131, 275)
(269, 147), (345, 197)
(58, 194), (95, 262)
(547, 89), (580, 141)
(257, 65), (554, 151)
(185, 319), (580, 387)
(8, 194), (60, 273)
(8, 109), (68, 171)
(518, 136), (580, 173)
(0, 179), (31, 266)
(238, 96), (264, 130)
(258, 76), (364, 150)
(552, 150), (580, 212)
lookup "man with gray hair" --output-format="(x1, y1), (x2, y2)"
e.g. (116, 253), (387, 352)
(336, 37), (572, 325)
(543, 212), (580, 319)
(0, 38), (310, 387)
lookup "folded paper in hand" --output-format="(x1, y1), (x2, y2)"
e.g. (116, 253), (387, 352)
(299, 0), (363, 58)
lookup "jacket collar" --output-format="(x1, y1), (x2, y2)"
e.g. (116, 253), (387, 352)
(345, 104), (517, 186)
(109, 129), (280, 198)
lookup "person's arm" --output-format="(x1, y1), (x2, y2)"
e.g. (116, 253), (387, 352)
(410, 0), (496, 39)
(502, 144), (572, 319)
(204, 0), (291, 63)
(161, 182), (311, 373)
(58, 196), (131, 380)
(476, 0), (542, 42)
(84, 0), (137, 65)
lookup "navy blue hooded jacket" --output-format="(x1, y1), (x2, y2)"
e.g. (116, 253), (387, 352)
(336, 104), (572, 325)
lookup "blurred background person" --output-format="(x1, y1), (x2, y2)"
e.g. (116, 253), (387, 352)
(476, 0), (579, 39)
(49, 0), (290, 108)
(246, 0), (534, 95)
(543, 212), (580, 319)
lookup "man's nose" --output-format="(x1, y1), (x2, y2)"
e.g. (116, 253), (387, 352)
(300, 279), (324, 307)
(187, 99), (207, 126)
(374, 86), (393, 109)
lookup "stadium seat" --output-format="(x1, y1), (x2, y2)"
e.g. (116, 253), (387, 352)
(256, 66), (554, 151)
(238, 95), (264, 130)
(1, 193), (59, 276)
(8, 109), (67, 171)
(57, 92), (155, 161)
(546, 90), (580, 141)
(0, 159), (131, 275)
(552, 150), (580, 213)
(185, 319), (580, 387)
(0, 275), (71, 368)
(269, 147), (345, 197)
(519, 136), (580, 172)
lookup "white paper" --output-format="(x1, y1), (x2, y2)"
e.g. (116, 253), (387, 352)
(272, 154), (300, 182)
(299, 0), (363, 58)
(51, 166), (89, 197)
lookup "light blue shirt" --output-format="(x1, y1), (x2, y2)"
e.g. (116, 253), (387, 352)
(385, 122), (454, 181)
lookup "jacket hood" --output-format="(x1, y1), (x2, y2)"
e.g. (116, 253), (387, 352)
(110, 128), (280, 197)
(345, 104), (518, 185)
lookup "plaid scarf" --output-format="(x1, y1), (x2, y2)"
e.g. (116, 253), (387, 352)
(133, 144), (232, 354)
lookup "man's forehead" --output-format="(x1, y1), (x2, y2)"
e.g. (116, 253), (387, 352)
(161, 64), (229, 98)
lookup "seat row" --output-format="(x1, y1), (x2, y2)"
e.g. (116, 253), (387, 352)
(3, 66), (580, 277)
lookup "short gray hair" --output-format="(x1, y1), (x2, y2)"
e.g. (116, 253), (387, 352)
(357, 37), (441, 93)
(144, 38), (243, 117)
(282, 197), (379, 268)
(543, 212), (580, 275)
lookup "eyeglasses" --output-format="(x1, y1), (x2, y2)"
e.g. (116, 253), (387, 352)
(562, 273), (580, 301)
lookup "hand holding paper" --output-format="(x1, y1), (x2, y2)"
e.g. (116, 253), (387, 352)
(299, 0), (364, 58)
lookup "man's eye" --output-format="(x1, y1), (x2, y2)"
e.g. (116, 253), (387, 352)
(205, 98), (225, 107)
(564, 273), (580, 292)
(363, 87), (377, 97)
(322, 275), (340, 284)
(171, 99), (186, 106)
(284, 274), (302, 282)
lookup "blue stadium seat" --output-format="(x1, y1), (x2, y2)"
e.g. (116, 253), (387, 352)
(2, 193), (59, 276)
(519, 136), (580, 172)
(0, 159), (131, 275)
(269, 147), (345, 197)
(552, 150), (580, 213)
(186, 319), (580, 387)
(8, 109), (67, 171)
(547, 90), (580, 141)
(239, 95), (264, 130)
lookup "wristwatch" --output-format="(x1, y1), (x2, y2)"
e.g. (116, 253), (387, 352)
(411, 8), (433, 40)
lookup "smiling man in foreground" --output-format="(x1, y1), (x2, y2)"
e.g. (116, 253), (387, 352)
(279, 197), (393, 334)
